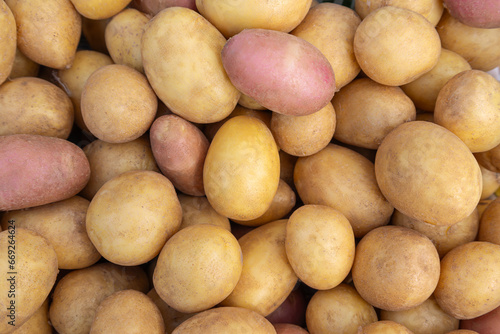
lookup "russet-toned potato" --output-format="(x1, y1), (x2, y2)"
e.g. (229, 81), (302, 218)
(178, 194), (230, 231)
(70, 0), (130, 20)
(0, 1), (16, 85)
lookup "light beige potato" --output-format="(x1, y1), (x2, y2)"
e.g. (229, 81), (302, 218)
(220, 220), (298, 316)
(0, 196), (101, 270)
(380, 296), (460, 334)
(434, 241), (500, 319)
(196, 0), (311, 38)
(331, 78), (416, 149)
(49, 262), (150, 334)
(11, 298), (52, 334)
(294, 144), (394, 238)
(0, 77), (74, 139)
(81, 137), (159, 200)
(147, 288), (197, 334)
(353, 6), (441, 86)
(480, 165), (500, 200)
(358, 320), (414, 333)
(6, 0), (81, 69)
(306, 283), (378, 334)
(427, 0), (445, 26)
(285, 205), (355, 290)
(391, 209), (479, 258)
(203, 116), (280, 221)
(352, 225), (441, 311)
(270, 102), (336, 157)
(436, 11), (500, 71)
(375, 121), (482, 226)
(70, 0), (130, 19)
(355, 0), (437, 23)
(178, 194), (230, 231)
(90, 289), (164, 334)
(153, 224), (242, 313)
(81, 64), (157, 143)
(105, 8), (149, 73)
(434, 70), (500, 153)
(7, 48), (39, 80)
(57, 50), (114, 132)
(0, 1), (16, 85)
(232, 179), (296, 227)
(401, 49), (472, 112)
(475, 143), (500, 173)
(82, 17), (110, 54)
(142, 7), (240, 124)
(478, 197), (500, 245)
(171, 306), (277, 333)
(0, 228), (58, 333)
(291, 3), (361, 90)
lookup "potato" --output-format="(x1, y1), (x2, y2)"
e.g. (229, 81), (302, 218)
(0, 134), (90, 211)
(331, 78), (416, 149)
(478, 197), (500, 245)
(401, 48), (472, 112)
(436, 10), (500, 71)
(1, 196), (101, 270)
(57, 50), (113, 131)
(238, 93), (266, 111)
(131, 0), (197, 16)
(6, 0), (81, 69)
(434, 241), (500, 319)
(86, 170), (182, 266)
(291, 3), (361, 90)
(443, 0), (500, 28)
(0, 1), (16, 85)
(49, 262), (150, 334)
(7, 48), (39, 80)
(147, 288), (197, 334)
(270, 102), (336, 157)
(82, 17), (110, 54)
(352, 225), (441, 311)
(196, 0), (311, 38)
(203, 116), (280, 221)
(285, 205), (355, 290)
(375, 121), (482, 226)
(391, 209), (480, 258)
(12, 298), (52, 334)
(141, 7), (240, 124)
(81, 64), (157, 143)
(153, 224), (242, 313)
(220, 220), (298, 316)
(480, 164), (500, 199)
(0, 228), (58, 332)
(171, 306), (277, 333)
(447, 331), (479, 334)
(380, 295), (460, 334)
(273, 323), (309, 334)
(294, 144), (394, 238)
(266, 288), (307, 327)
(475, 143), (500, 173)
(355, 0), (437, 23)
(280, 151), (298, 190)
(305, 283), (378, 334)
(178, 194), (230, 231)
(353, 6), (441, 86)
(460, 305), (500, 334)
(70, 0), (130, 19)
(358, 320), (414, 333)
(434, 70), (500, 153)
(222, 28), (335, 117)
(0, 77), (74, 139)
(427, 0), (445, 26)
(89, 289), (164, 334)
(150, 114), (209, 196)
(105, 8), (149, 73)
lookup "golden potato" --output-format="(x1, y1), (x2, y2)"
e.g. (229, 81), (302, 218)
(358, 320), (414, 333)
(355, 0), (437, 23)
(0, 1), (16, 85)
(70, 0), (130, 19)
(147, 288), (197, 334)
(153, 224), (242, 313)
(375, 121), (482, 226)
(11, 298), (52, 334)
(7, 48), (39, 80)
(478, 197), (500, 245)
(475, 143), (500, 173)
(178, 194), (230, 231)
(238, 93), (266, 110)
(427, 0), (445, 26)
(479, 165), (500, 200)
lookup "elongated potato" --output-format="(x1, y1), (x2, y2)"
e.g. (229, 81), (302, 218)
(0, 1), (16, 85)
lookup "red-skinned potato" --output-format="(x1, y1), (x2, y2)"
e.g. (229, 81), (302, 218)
(266, 287), (307, 327)
(443, 0), (500, 28)
(221, 28), (336, 117)
(460, 305), (500, 334)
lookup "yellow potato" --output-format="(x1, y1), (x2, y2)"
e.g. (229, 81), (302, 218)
(147, 288), (197, 334)
(11, 298), (52, 334)
(178, 194), (231, 231)
(478, 197), (500, 245)
(475, 143), (500, 173)
(238, 93), (266, 110)
(7, 48), (39, 80)
(204, 116), (280, 221)
(70, 0), (130, 20)
(355, 0), (436, 23)
(0, 1), (16, 85)
(479, 165), (500, 200)
(358, 320), (414, 333)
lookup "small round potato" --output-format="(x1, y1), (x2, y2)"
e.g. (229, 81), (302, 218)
(178, 194), (231, 231)
(358, 320), (414, 333)
(478, 197), (500, 245)
(0, 1), (16, 85)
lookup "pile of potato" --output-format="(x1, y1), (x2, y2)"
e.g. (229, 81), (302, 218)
(1, 0), (500, 333)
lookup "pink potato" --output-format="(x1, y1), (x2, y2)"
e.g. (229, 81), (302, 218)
(443, 0), (500, 29)
(221, 28), (336, 116)
(460, 305), (500, 334)
(0, 134), (90, 211)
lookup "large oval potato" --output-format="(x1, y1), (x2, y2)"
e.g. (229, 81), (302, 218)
(142, 7), (240, 124)
(0, 134), (90, 211)
(222, 28), (335, 117)
(203, 116), (280, 221)
(0, 1), (16, 85)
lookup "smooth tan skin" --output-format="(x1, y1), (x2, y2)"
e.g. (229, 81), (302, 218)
(375, 121), (482, 226)
(49, 263), (150, 334)
(8, 48), (39, 80)
(0, 196), (101, 270)
(434, 241), (500, 319)
(6, 0), (81, 69)
(291, 3), (361, 91)
(380, 295), (460, 334)
(238, 93), (266, 110)
(352, 226), (441, 311)
(90, 290), (165, 334)
(142, 7), (240, 124)
(178, 194), (231, 231)
(401, 48), (472, 112)
(478, 197), (500, 245)
(294, 144), (394, 238)
(355, 0), (442, 24)
(220, 220), (298, 317)
(358, 320), (414, 333)
(12, 298), (52, 334)
(331, 78), (416, 149)
(0, 228), (58, 333)
(306, 283), (378, 334)
(0, 1), (16, 85)
(70, 0), (130, 19)
(353, 6), (441, 86)
(147, 288), (197, 334)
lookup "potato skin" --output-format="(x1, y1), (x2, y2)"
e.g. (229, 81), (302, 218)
(12, 298), (52, 334)
(443, 0), (500, 28)
(0, 134), (90, 211)
(0, 1), (16, 85)
(70, 0), (130, 19)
